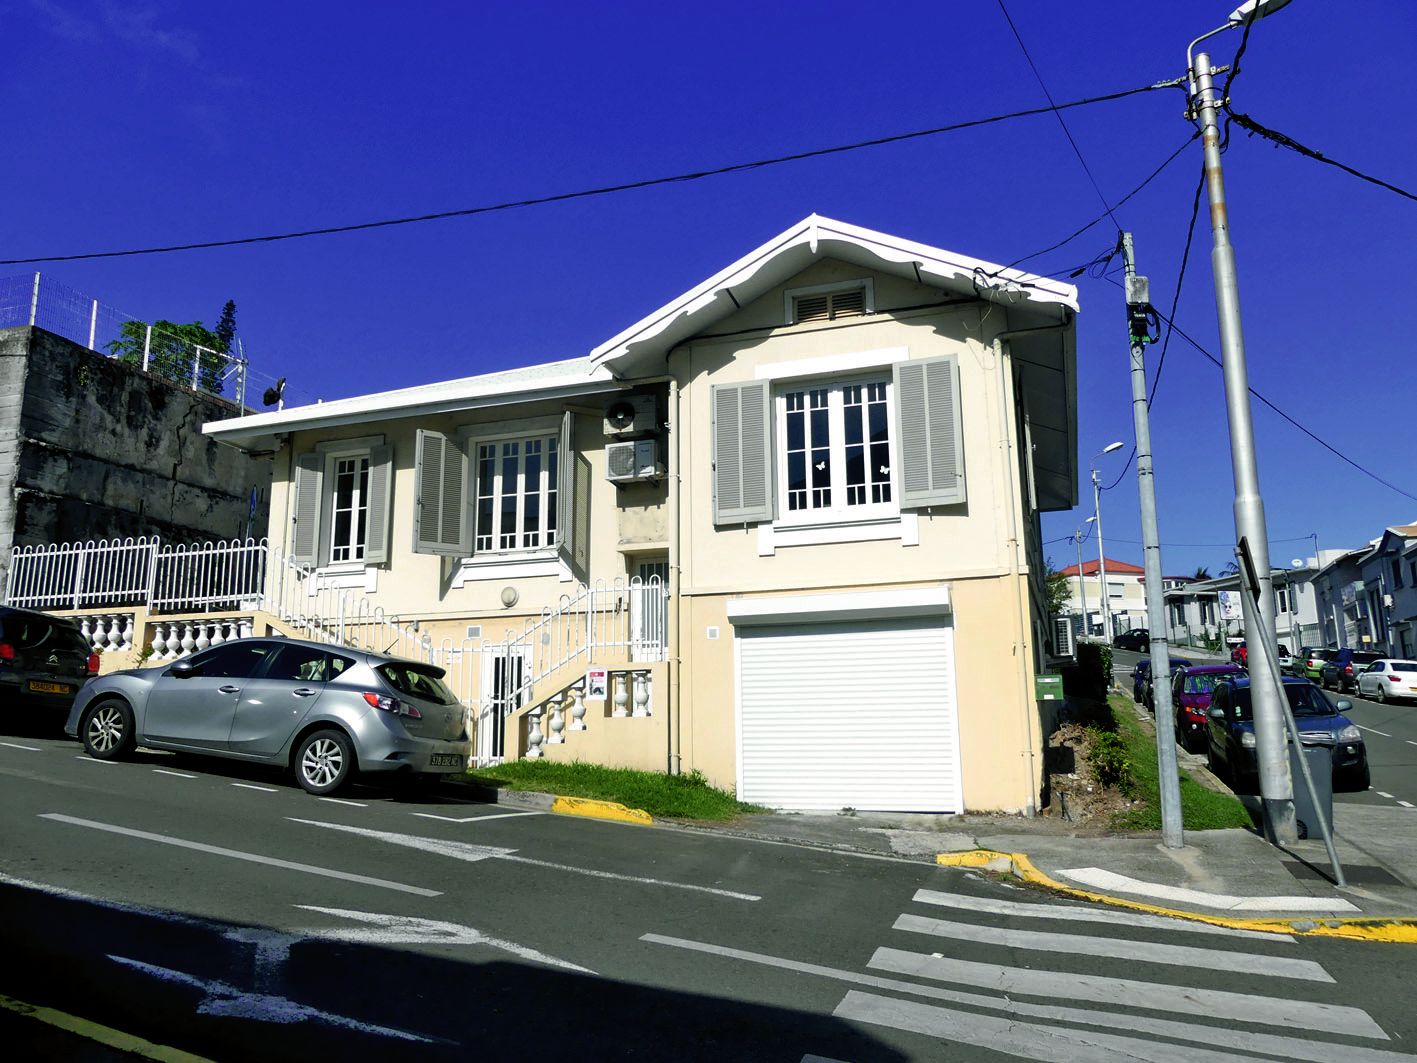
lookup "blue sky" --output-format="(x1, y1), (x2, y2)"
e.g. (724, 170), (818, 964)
(6, 0), (1414, 576)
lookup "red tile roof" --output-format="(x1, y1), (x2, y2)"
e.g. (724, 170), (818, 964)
(1057, 558), (1145, 577)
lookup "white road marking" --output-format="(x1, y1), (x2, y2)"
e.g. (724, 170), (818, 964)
(0, 741), (42, 751)
(644, 934), (1398, 1060)
(290, 818), (761, 901)
(1399, 801), (1415, 809)
(108, 955), (436, 1042)
(911, 888), (1294, 942)
(410, 811), (543, 824)
(1357, 725), (1392, 737)
(152, 768), (197, 779)
(74, 756), (115, 764)
(294, 906), (593, 973)
(893, 913), (1329, 981)
(1376, 791), (1396, 800)
(1055, 867), (1360, 912)
(40, 814), (440, 897)
(318, 797), (367, 807)
(232, 783), (278, 792)
(868, 947), (1383, 1039)
(1407, 740), (1417, 747)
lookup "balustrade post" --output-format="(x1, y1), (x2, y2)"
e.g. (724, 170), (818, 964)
(568, 683), (587, 731)
(632, 670), (651, 718)
(194, 622), (211, 653)
(611, 672), (630, 718)
(525, 704), (545, 759)
(150, 623), (167, 660)
(179, 623), (195, 657)
(546, 693), (565, 744)
(120, 615), (135, 652)
(79, 617), (94, 650)
(239, 617), (253, 639)
(106, 616), (122, 653)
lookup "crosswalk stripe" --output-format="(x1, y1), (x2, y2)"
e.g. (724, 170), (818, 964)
(911, 887), (1295, 942)
(645, 933), (1403, 1062)
(867, 947), (1385, 1040)
(836, 989), (1244, 1063)
(893, 912), (1330, 982)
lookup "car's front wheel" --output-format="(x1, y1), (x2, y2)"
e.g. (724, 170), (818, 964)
(82, 699), (135, 761)
(295, 729), (354, 795)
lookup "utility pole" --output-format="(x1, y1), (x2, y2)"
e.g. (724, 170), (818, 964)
(1121, 232), (1183, 849)
(1189, 48), (1295, 842)
(1075, 527), (1089, 636)
(1092, 471), (1112, 640)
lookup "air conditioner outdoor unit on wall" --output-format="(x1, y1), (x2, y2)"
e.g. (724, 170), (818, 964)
(1052, 616), (1076, 659)
(606, 439), (663, 484)
(603, 394), (657, 437)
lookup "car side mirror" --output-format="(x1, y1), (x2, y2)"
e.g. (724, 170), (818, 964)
(1335, 699), (1353, 712)
(167, 659), (199, 679)
(1208, 707), (1225, 719)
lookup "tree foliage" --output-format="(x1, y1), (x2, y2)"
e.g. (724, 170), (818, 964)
(105, 301), (237, 396)
(1192, 565), (1212, 581)
(1045, 558), (1072, 616)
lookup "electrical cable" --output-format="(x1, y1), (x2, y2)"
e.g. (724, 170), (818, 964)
(995, 0), (1121, 229)
(1225, 109), (1417, 204)
(0, 81), (1174, 266)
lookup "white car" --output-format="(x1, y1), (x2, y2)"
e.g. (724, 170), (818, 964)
(1355, 659), (1417, 703)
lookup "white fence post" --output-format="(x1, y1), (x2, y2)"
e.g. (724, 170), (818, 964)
(28, 273), (39, 327)
(87, 299), (98, 350)
(142, 325), (152, 371)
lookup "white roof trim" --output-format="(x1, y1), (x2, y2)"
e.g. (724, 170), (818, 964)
(726, 585), (952, 626)
(590, 214), (1078, 370)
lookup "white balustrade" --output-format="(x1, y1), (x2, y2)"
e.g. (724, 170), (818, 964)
(142, 617), (255, 659)
(78, 613), (136, 654)
(568, 683), (587, 731)
(546, 692), (565, 744)
(632, 670), (652, 718)
(525, 704), (545, 759)
(611, 672), (630, 718)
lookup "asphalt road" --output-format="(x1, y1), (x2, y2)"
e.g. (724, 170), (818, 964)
(4, 721), (1417, 1061)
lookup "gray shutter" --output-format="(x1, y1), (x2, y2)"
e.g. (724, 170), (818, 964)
(363, 443), (393, 564)
(894, 355), (965, 508)
(556, 412), (590, 578)
(290, 452), (323, 566)
(414, 429), (470, 556)
(711, 380), (773, 525)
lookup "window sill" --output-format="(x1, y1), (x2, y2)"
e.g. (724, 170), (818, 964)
(312, 563), (378, 593)
(452, 552), (572, 587)
(757, 513), (918, 556)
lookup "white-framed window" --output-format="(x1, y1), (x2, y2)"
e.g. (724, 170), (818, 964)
(290, 436), (393, 573)
(775, 376), (896, 523)
(472, 433), (560, 554)
(328, 453), (371, 563)
(1107, 581), (1125, 600)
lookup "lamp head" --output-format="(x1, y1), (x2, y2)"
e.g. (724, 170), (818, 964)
(1102, 441), (1124, 454)
(1228, 0), (1294, 26)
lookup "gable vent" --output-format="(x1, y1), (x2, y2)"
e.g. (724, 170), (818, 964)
(792, 287), (867, 324)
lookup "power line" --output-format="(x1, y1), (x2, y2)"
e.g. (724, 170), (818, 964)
(0, 81), (1173, 266)
(995, 0), (1121, 230)
(1226, 108), (1417, 204)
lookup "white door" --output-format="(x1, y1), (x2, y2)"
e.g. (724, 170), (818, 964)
(630, 559), (670, 662)
(477, 648), (528, 765)
(736, 616), (960, 812)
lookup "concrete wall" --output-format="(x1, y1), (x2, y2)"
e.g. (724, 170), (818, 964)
(0, 327), (271, 589)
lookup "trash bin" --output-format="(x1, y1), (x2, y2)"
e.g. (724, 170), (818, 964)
(1289, 741), (1333, 841)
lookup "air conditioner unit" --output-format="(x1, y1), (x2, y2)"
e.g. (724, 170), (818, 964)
(1384, 593), (1394, 608)
(606, 439), (663, 484)
(1052, 616), (1076, 659)
(603, 394), (657, 437)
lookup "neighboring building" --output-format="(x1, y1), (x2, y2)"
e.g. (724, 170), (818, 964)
(199, 215), (1080, 815)
(1356, 525), (1417, 658)
(0, 325), (270, 593)
(1056, 557), (1189, 637)
(1313, 547), (1373, 650)
(1164, 564), (1326, 651)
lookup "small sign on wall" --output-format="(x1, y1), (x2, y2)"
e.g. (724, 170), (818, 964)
(585, 667), (608, 701)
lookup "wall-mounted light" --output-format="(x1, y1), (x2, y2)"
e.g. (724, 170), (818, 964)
(500, 586), (519, 609)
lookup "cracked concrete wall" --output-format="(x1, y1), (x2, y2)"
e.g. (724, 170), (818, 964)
(0, 326), (271, 590)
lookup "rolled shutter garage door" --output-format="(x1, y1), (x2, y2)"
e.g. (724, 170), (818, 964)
(737, 616), (960, 812)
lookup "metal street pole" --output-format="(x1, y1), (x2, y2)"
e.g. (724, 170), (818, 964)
(1075, 528), (1089, 636)
(1121, 231), (1183, 848)
(1092, 470), (1112, 640)
(1190, 48), (1295, 843)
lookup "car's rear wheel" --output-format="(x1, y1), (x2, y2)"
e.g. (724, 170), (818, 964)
(83, 700), (135, 761)
(1374, 684), (1387, 704)
(295, 729), (354, 795)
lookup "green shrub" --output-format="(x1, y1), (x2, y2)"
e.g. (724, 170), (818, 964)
(1086, 727), (1134, 792)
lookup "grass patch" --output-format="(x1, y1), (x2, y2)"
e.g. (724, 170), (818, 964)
(1107, 694), (1255, 831)
(465, 761), (767, 822)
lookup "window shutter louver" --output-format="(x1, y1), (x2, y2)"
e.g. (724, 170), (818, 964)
(363, 444), (393, 564)
(414, 429), (470, 556)
(290, 452), (323, 566)
(793, 294), (831, 323)
(829, 288), (865, 318)
(894, 355), (965, 508)
(555, 412), (590, 579)
(711, 380), (773, 525)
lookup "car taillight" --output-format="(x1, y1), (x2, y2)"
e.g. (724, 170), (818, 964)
(87, 653), (100, 675)
(361, 691), (422, 719)
(1345, 665), (1354, 674)
(1390, 675), (1401, 683)
(0, 642), (13, 662)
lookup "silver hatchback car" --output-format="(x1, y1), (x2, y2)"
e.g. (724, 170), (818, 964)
(64, 637), (471, 794)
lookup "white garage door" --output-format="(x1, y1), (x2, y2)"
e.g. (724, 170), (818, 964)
(737, 616), (960, 812)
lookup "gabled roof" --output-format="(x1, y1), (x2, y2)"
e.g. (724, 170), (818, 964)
(590, 214), (1079, 375)
(1058, 558), (1144, 577)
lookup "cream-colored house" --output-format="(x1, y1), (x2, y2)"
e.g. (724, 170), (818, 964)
(194, 216), (1078, 814)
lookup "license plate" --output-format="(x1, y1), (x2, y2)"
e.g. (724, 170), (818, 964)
(28, 680), (72, 695)
(429, 753), (463, 768)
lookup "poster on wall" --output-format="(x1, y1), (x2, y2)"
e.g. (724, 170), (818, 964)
(1218, 591), (1242, 622)
(585, 667), (608, 702)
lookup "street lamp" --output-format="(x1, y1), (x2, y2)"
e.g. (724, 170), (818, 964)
(1185, 0), (1296, 843)
(1075, 517), (1098, 636)
(1091, 442), (1124, 641)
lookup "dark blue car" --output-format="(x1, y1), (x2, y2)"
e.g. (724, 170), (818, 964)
(1131, 656), (1193, 711)
(1205, 676), (1369, 793)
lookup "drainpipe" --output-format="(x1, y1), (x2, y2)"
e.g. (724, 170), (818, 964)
(667, 365), (684, 775)
(991, 309), (1072, 816)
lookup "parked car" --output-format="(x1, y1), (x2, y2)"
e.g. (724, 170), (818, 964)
(1140, 655), (1193, 712)
(1230, 641), (1248, 666)
(0, 606), (99, 725)
(1355, 659), (1417, 704)
(64, 637), (471, 794)
(1171, 664), (1244, 754)
(1131, 659), (1151, 704)
(1113, 629), (1150, 652)
(1205, 676), (1369, 793)
(1274, 645), (1295, 674)
(1299, 648), (1333, 680)
(1321, 649), (1384, 694)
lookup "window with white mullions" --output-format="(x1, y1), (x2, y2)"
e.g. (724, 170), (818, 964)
(778, 377), (897, 521)
(474, 435), (559, 554)
(330, 456), (370, 562)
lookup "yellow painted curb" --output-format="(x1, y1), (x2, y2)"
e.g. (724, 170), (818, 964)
(551, 795), (653, 825)
(936, 849), (1417, 944)
(0, 993), (212, 1062)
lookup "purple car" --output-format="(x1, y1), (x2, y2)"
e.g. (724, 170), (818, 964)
(1172, 664), (1244, 754)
